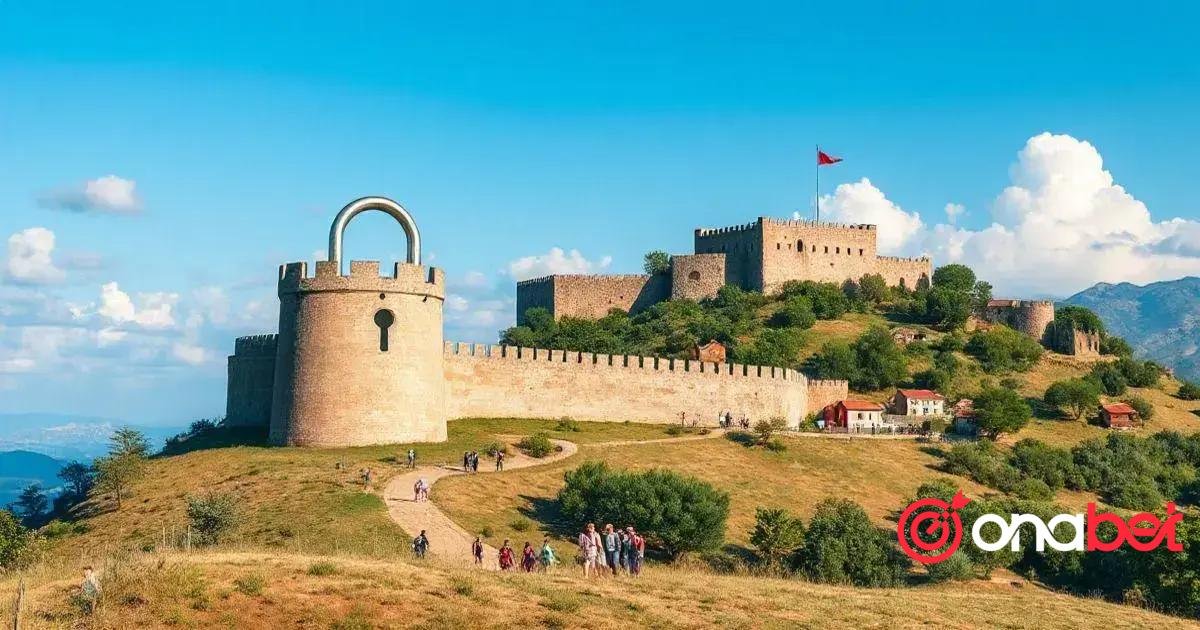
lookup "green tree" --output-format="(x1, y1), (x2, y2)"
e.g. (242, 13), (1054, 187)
(856, 273), (889, 305)
(57, 461), (95, 500)
(1124, 395), (1154, 423)
(851, 327), (909, 390)
(793, 497), (908, 587)
(186, 492), (240, 545)
(927, 286), (974, 329)
(965, 326), (1043, 373)
(13, 484), (47, 526)
(932, 264), (976, 292)
(0, 510), (31, 569)
(972, 386), (1032, 439)
(1087, 362), (1128, 396)
(1117, 358), (1162, 388)
(93, 427), (151, 509)
(749, 507), (805, 569)
(1178, 381), (1200, 401)
(753, 416), (787, 445)
(1044, 378), (1102, 421)
(811, 340), (857, 382)
(558, 461), (729, 560)
(1100, 335), (1133, 357)
(1054, 305), (1106, 334)
(770, 296), (816, 330)
(778, 281), (849, 319)
(643, 250), (672, 275)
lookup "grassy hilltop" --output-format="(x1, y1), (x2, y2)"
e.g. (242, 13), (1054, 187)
(6, 270), (1200, 628)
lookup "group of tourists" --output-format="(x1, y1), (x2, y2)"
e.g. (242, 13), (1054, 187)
(462, 450), (481, 473)
(471, 536), (560, 572)
(412, 477), (430, 501)
(577, 522), (644, 578)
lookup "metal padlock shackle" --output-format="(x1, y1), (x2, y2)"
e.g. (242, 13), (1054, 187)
(327, 196), (421, 265)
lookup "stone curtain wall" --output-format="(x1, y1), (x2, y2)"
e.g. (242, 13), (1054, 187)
(443, 343), (812, 428)
(225, 334), (277, 427)
(516, 274), (669, 321)
(805, 379), (850, 418)
(873, 256), (932, 291)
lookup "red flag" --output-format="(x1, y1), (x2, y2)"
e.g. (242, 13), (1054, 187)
(817, 150), (842, 166)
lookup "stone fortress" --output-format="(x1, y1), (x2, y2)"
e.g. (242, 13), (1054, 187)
(225, 197), (849, 447)
(517, 217), (933, 321)
(978, 299), (1100, 356)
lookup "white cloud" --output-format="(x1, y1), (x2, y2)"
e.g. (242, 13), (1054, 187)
(171, 342), (208, 366)
(506, 247), (613, 281)
(944, 203), (965, 225)
(95, 282), (178, 329)
(4, 227), (66, 285)
(817, 178), (924, 254)
(41, 175), (142, 214)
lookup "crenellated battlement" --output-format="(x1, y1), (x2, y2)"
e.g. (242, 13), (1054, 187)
(694, 221), (761, 237)
(234, 334), (278, 357)
(877, 255), (931, 263)
(516, 273), (650, 287)
(761, 217), (876, 230)
(278, 259), (445, 298)
(443, 341), (805, 381)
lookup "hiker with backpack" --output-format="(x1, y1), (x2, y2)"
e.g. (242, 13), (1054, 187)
(498, 539), (515, 571)
(471, 536), (484, 565)
(412, 530), (429, 559)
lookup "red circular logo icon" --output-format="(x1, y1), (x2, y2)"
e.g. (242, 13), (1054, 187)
(896, 491), (971, 564)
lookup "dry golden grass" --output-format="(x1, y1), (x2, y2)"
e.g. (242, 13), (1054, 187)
(55, 418), (677, 560)
(3, 550), (1192, 630)
(436, 434), (995, 550)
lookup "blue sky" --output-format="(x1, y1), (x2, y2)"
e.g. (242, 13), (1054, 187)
(1, 2), (1198, 425)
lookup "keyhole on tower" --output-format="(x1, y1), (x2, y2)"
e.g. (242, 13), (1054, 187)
(374, 309), (395, 352)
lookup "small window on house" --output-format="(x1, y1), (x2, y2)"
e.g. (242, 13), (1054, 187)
(688, 270), (701, 281)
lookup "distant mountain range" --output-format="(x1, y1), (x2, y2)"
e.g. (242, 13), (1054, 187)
(1064, 276), (1200, 382)
(0, 413), (185, 461)
(0, 450), (67, 508)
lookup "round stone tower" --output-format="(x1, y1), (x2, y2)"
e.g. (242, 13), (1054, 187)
(269, 197), (447, 446)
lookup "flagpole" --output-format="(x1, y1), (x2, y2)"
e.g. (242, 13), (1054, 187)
(814, 144), (820, 222)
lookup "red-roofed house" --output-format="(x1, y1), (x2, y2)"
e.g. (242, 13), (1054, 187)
(1100, 402), (1139, 429)
(823, 400), (885, 431)
(952, 399), (976, 434)
(891, 389), (947, 417)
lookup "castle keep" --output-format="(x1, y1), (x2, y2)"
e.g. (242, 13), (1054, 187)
(516, 217), (931, 321)
(226, 197), (848, 447)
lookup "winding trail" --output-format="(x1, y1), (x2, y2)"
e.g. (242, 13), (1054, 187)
(381, 429), (728, 569)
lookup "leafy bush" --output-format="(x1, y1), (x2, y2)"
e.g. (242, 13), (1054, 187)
(1043, 378), (1101, 421)
(554, 417), (582, 432)
(186, 492), (239, 546)
(770, 296), (816, 329)
(643, 250), (671, 275)
(1124, 395), (1154, 423)
(764, 438), (788, 452)
(664, 425), (684, 436)
(558, 461), (729, 559)
(1088, 362), (1128, 396)
(1054, 305), (1106, 334)
(965, 326), (1043, 373)
(234, 573), (265, 596)
(1178, 381), (1200, 401)
(1009, 439), (1077, 491)
(926, 550), (974, 582)
(812, 327), (908, 390)
(510, 518), (533, 532)
(518, 432), (555, 458)
(1117, 358), (1163, 388)
(791, 497), (908, 587)
(971, 386), (1032, 439)
(753, 416), (787, 444)
(1100, 335), (1133, 357)
(480, 441), (509, 457)
(749, 507), (804, 568)
(778, 281), (850, 319)
(0, 510), (31, 569)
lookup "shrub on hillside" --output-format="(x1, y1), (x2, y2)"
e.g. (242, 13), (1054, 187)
(1087, 362), (1128, 396)
(810, 340), (857, 382)
(749, 507), (805, 569)
(186, 492), (239, 546)
(1117, 358), (1163, 388)
(0, 510), (32, 569)
(753, 417), (787, 445)
(1123, 395), (1154, 423)
(1100, 335), (1133, 357)
(965, 326), (1043, 373)
(770, 295), (817, 330)
(558, 461), (729, 559)
(554, 417), (582, 432)
(927, 550), (975, 582)
(812, 327), (908, 390)
(778, 280), (849, 319)
(1178, 381), (1200, 401)
(1009, 439), (1078, 491)
(791, 497), (908, 587)
(480, 441), (509, 457)
(518, 432), (556, 458)
(971, 386), (1032, 439)
(1043, 378), (1101, 421)
(731, 327), (805, 368)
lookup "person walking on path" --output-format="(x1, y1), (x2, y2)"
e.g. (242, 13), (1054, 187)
(495, 449), (505, 472)
(471, 536), (484, 565)
(407, 448), (416, 469)
(618, 527), (632, 572)
(521, 541), (538, 573)
(498, 539), (515, 571)
(539, 538), (558, 573)
(578, 523), (601, 578)
(462, 451), (470, 471)
(602, 524), (621, 576)
(412, 530), (429, 559)
(631, 529), (645, 576)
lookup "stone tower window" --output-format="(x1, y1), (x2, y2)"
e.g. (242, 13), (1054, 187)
(374, 309), (395, 352)
(859, 248), (864, 255)
(688, 270), (701, 281)
(824, 246), (828, 253)
(797, 239), (803, 251)
(836, 247), (841, 254)
(776, 243), (781, 250)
